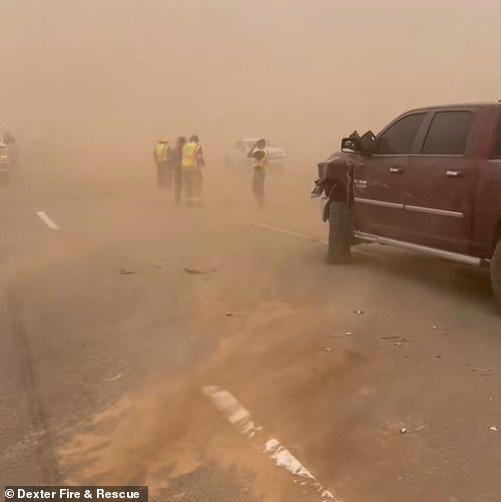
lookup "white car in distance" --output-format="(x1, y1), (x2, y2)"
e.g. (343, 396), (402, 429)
(225, 138), (287, 170)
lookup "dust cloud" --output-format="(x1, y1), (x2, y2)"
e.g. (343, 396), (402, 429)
(1, 0), (500, 182)
(57, 298), (378, 500)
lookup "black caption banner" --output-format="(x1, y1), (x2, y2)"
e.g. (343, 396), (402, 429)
(4, 487), (148, 502)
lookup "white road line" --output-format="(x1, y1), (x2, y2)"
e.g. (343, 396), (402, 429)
(202, 385), (339, 502)
(246, 220), (328, 245)
(36, 211), (59, 230)
(246, 220), (380, 259)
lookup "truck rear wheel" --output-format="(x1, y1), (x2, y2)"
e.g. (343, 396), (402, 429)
(327, 201), (352, 265)
(490, 238), (501, 307)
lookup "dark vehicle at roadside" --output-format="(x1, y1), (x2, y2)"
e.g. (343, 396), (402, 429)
(312, 101), (501, 306)
(0, 137), (10, 185)
(3, 131), (18, 170)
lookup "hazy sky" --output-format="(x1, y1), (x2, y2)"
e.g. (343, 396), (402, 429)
(0, 0), (499, 164)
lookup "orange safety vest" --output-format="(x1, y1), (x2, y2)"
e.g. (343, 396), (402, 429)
(182, 142), (201, 169)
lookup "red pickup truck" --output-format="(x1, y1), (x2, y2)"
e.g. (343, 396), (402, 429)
(312, 102), (501, 306)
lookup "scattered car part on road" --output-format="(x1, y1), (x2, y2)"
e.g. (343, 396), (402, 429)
(471, 367), (494, 376)
(183, 267), (208, 275)
(120, 269), (136, 275)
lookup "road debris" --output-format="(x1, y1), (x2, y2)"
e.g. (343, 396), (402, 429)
(120, 269), (136, 275)
(382, 335), (410, 346)
(225, 311), (243, 317)
(353, 309), (364, 315)
(183, 267), (208, 275)
(107, 373), (123, 382)
(472, 367), (494, 376)
(382, 424), (426, 435)
(329, 331), (353, 338)
(489, 426), (498, 432)
(432, 324), (448, 335)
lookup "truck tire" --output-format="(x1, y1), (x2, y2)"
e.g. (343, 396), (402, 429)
(490, 238), (501, 307)
(327, 201), (352, 265)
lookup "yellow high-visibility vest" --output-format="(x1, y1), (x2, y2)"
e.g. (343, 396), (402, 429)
(253, 148), (268, 169)
(182, 142), (200, 169)
(154, 142), (169, 163)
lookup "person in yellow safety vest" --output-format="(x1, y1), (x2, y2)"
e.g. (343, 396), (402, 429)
(247, 138), (268, 207)
(153, 140), (172, 190)
(181, 134), (205, 206)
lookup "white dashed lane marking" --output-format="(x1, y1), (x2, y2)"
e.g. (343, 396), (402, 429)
(246, 220), (328, 245)
(246, 219), (381, 260)
(202, 385), (339, 502)
(36, 211), (59, 230)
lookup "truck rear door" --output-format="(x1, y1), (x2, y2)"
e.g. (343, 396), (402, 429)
(401, 108), (479, 253)
(353, 112), (427, 240)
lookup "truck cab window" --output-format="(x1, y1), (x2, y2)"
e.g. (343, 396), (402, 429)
(422, 111), (472, 155)
(375, 113), (425, 154)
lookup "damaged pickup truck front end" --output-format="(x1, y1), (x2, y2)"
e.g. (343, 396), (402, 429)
(312, 152), (353, 223)
(311, 131), (375, 230)
(311, 132), (375, 264)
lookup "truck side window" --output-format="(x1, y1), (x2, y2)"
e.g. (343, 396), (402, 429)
(421, 111), (472, 155)
(493, 118), (501, 158)
(375, 113), (425, 155)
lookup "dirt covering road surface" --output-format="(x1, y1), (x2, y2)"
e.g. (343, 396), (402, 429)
(2, 164), (501, 502)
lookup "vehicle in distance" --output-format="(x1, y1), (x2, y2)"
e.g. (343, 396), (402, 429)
(3, 131), (18, 169)
(225, 138), (287, 169)
(0, 136), (10, 185)
(312, 101), (501, 306)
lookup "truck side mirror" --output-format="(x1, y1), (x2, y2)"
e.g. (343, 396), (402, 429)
(341, 137), (361, 153)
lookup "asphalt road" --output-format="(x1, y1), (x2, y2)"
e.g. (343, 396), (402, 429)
(2, 165), (501, 502)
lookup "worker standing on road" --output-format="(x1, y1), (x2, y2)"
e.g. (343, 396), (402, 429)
(181, 135), (205, 206)
(3, 131), (18, 169)
(172, 136), (187, 206)
(153, 139), (171, 191)
(248, 139), (268, 207)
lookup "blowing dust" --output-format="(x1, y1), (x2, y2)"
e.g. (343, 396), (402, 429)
(57, 299), (378, 496)
(1, 0), (500, 184)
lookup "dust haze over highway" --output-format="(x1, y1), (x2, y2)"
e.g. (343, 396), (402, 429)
(1, 1), (501, 501)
